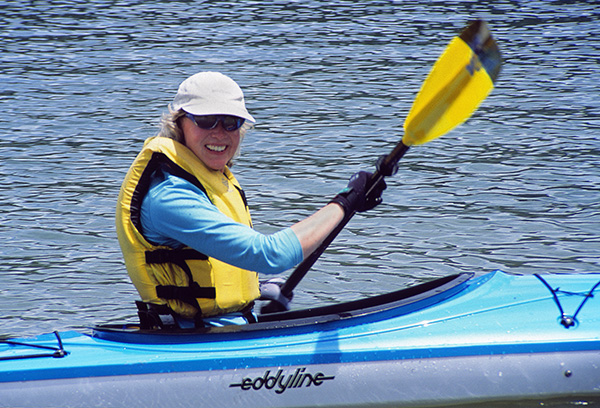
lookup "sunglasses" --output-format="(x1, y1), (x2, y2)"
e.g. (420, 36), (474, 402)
(185, 113), (245, 132)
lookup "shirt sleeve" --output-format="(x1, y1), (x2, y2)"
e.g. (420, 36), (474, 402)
(140, 173), (303, 274)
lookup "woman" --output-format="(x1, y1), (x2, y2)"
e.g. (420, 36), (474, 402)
(116, 72), (385, 328)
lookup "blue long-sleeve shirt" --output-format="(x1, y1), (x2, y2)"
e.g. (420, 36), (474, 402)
(140, 170), (303, 274)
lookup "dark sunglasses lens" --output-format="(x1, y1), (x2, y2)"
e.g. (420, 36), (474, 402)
(188, 114), (243, 131)
(193, 115), (218, 129)
(222, 116), (243, 131)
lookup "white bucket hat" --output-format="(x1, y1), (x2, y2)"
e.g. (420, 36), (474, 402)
(171, 72), (255, 123)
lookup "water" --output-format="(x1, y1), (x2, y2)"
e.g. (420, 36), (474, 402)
(1, 0), (599, 405)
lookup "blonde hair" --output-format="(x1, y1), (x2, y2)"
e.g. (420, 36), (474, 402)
(157, 107), (252, 167)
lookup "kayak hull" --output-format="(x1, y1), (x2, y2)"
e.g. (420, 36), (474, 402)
(2, 350), (599, 408)
(1, 270), (599, 407)
(2, 349), (599, 408)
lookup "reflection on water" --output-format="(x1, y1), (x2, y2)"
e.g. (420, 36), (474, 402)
(1, 1), (599, 344)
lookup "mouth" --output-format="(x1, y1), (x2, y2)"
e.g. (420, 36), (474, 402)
(206, 144), (227, 153)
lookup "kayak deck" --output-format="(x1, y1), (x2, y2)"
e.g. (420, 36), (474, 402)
(1, 270), (599, 408)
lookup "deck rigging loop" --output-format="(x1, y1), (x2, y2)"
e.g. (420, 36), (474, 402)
(534, 274), (600, 329)
(0, 331), (67, 361)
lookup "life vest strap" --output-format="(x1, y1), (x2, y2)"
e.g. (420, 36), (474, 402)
(135, 301), (174, 330)
(156, 282), (216, 300)
(145, 248), (215, 315)
(145, 248), (208, 264)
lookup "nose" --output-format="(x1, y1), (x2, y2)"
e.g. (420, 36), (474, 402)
(210, 124), (228, 138)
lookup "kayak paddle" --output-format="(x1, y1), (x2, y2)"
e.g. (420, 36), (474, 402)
(262, 20), (502, 314)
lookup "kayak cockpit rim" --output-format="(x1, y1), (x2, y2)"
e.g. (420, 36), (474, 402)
(92, 272), (475, 344)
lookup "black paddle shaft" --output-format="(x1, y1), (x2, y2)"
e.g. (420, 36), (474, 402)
(262, 20), (502, 313)
(278, 141), (411, 301)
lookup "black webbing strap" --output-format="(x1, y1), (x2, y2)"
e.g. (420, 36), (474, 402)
(130, 152), (209, 234)
(145, 248), (208, 264)
(145, 248), (216, 316)
(156, 281), (216, 301)
(136, 301), (171, 330)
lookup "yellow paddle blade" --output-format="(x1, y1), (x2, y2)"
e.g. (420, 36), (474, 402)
(403, 20), (501, 146)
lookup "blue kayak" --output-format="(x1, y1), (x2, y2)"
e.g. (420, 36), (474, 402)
(1, 270), (599, 407)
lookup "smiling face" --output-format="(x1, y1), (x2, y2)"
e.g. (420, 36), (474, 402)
(181, 115), (241, 172)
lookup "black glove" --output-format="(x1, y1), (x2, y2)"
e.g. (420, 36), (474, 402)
(330, 171), (386, 214)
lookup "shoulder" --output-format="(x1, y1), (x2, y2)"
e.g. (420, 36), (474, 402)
(146, 171), (212, 207)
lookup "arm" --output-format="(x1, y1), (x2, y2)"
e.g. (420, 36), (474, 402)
(142, 172), (380, 273)
(141, 175), (303, 274)
(290, 203), (344, 259)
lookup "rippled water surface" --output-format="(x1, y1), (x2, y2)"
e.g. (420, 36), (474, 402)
(1, 2), (599, 402)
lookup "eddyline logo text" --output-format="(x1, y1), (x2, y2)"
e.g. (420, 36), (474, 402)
(230, 367), (335, 394)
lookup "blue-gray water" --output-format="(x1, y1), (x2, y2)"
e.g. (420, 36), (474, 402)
(1, 1), (599, 405)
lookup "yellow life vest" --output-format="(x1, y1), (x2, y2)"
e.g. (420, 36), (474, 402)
(116, 136), (260, 319)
